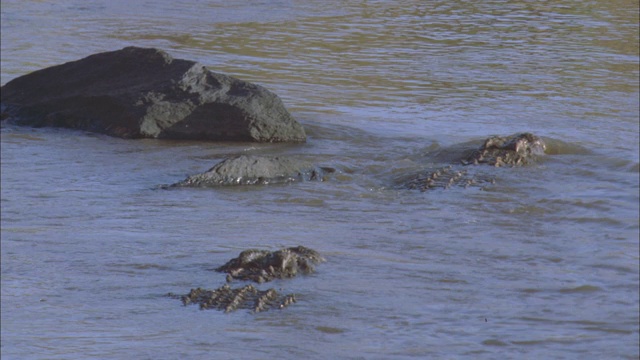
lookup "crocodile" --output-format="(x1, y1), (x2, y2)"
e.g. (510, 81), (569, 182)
(168, 284), (297, 313)
(403, 165), (494, 191)
(401, 133), (546, 191)
(168, 246), (324, 313)
(460, 132), (546, 167)
(215, 246), (325, 283)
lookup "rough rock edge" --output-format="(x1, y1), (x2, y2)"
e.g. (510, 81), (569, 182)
(0, 47), (306, 143)
(169, 155), (335, 187)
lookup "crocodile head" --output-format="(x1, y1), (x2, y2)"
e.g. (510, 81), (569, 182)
(465, 133), (546, 167)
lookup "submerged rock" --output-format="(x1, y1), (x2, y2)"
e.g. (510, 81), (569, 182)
(216, 246), (325, 283)
(0, 47), (306, 142)
(400, 133), (546, 191)
(168, 284), (296, 313)
(170, 155), (335, 187)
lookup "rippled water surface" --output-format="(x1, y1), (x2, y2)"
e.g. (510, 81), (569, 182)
(1, 1), (639, 359)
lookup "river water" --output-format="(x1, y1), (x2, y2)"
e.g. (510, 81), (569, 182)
(1, 1), (638, 359)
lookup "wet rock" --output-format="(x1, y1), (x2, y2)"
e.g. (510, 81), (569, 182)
(0, 47), (306, 142)
(170, 155), (335, 187)
(216, 246), (325, 283)
(168, 284), (296, 313)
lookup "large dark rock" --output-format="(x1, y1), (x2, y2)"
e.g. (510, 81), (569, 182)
(0, 47), (306, 142)
(170, 155), (334, 187)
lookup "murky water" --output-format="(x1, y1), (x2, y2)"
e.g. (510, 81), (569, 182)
(1, 1), (639, 359)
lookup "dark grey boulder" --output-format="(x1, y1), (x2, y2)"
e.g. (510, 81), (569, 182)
(170, 155), (334, 187)
(0, 47), (306, 142)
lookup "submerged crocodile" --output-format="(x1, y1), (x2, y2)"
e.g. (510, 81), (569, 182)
(402, 133), (546, 191)
(215, 246), (325, 283)
(168, 284), (297, 313)
(460, 132), (546, 167)
(169, 246), (324, 313)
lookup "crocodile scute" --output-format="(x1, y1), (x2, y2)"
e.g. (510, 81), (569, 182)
(168, 284), (297, 313)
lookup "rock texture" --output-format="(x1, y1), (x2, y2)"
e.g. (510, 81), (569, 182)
(0, 47), (306, 142)
(170, 155), (334, 187)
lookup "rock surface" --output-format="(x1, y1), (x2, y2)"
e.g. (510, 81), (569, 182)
(170, 155), (334, 187)
(0, 47), (306, 142)
(216, 246), (326, 283)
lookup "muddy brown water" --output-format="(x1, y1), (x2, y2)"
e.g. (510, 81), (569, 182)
(1, 1), (638, 359)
